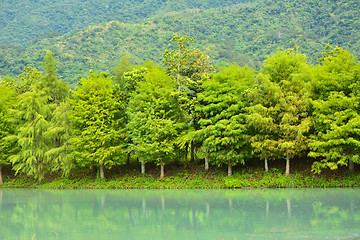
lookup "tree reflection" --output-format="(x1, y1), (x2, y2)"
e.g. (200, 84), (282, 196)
(0, 189), (359, 240)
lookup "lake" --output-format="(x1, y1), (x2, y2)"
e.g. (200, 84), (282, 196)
(0, 189), (359, 240)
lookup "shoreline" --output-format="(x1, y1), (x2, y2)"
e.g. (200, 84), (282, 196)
(1, 168), (359, 189)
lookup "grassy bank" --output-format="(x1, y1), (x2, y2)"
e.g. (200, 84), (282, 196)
(1, 164), (359, 189)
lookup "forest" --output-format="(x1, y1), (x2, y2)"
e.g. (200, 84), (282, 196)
(1, 0), (359, 86)
(0, 35), (359, 185)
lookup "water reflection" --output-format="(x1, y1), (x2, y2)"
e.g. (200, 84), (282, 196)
(0, 189), (2, 211)
(0, 189), (359, 240)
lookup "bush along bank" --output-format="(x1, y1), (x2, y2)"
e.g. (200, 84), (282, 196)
(1, 167), (359, 189)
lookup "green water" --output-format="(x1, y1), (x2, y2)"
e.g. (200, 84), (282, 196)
(0, 189), (359, 240)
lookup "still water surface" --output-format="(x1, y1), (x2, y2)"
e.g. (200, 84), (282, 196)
(0, 188), (359, 240)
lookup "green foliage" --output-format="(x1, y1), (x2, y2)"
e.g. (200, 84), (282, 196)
(45, 102), (74, 177)
(1, 0), (359, 84)
(163, 35), (216, 166)
(2, 166), (360, 189)
(0, 0), (253, 46)
(0, 84), (17, 168)
(1, 32), (360, 185)
(39, 51), (69, 104)
(4, 52), (73, 182)
(247, 49), (312, 175)
(9, 84), (52, 182)
(120, 65), (149, 102)
(113, 54), (134, 87)
(198, 64), (255, 175)
(309, 47), (360, 173)
(69, 71), (127, 177)
(127, 67), (184, 174)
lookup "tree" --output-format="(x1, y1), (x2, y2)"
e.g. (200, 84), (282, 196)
(113, 53), (134, 86)
(0, 84), (17, 184)
(163, 35), (215, 165)
(40, 51), (73, 177)
(44, 102), (74, 177)
(309, 46), (360, 173)
(197, 64), (255, 176)
(9, 85), (51, 182)
(7, 50), (71, 182)
(117, 63), (154, 170)
(69, 71), (127, 179)
(127, 67), (184, 178)
(39, 51), (69, 104)
(247, 49), (312, 176)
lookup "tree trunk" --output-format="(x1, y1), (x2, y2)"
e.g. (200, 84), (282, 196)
(349, 157), (354, 173)
(126, 152), (131, 167)
(285, 153), (290, 176)
(141, 160), (145, 175)
(190, 140), (195, 163)
(264, 157), (269, 172)
(160, 160), (165, 179)
(177, 48), (181, 91)
(205, 154), (209, 171)
(184, 142), (189, 169)
(100, 164), (105, 179)
(228, 160), (232, 177)
(0, 167), (3, 185)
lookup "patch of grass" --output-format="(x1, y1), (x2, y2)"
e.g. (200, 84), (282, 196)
(1, 164), (359, 189)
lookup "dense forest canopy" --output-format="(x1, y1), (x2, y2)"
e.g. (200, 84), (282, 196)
(0, 37), (359, 182)
(0, 0), (359, 85)
(0, 0), (359, 183)
(0, 0), (256, 46)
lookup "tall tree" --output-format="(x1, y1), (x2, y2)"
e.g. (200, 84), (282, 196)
(0, 83), (17, 184)
(117, 63), (153, 171)
(40, 51), (73, 176)
(163, 35), (215, 164)
(9, 84), (51, 182)
(127, 67), (184, 178)
(44, 102), (74, 177)
(69, 71), (127, 179)
(113, 54), (134, 87)
(309, 46), (360, 173)
(7, 51), (71, 182)
(247, 49), (312, 176)
(197, 64), (254, 176)
(39, 51), (69, 104)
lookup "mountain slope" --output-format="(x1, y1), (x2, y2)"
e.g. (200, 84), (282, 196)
(0, 0), (359, 85)
(0, 0), (255, 46)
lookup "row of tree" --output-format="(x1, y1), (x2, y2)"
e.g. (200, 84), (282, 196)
(0, 36), (359, 183)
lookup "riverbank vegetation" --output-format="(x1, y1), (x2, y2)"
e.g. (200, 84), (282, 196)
(1, 162), (360, 189)
(0, 35), (360, 188)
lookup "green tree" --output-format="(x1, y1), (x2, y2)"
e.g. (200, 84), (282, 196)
(113, 54), (134, 87)
(117, 63), (154, 169)
(309, 46), (360, 173)
(44, 102), (74, 177)
(9, 85), (52, 182)
(69, 71), (127, 179)
(163, 35), (215, 165)
(40, 51), (69, 104)
(0, 84), (17, 184)
(197, 64), (255, 176)
(40, 51), (73, 177)
(247, 49), (312, 176)
(127, 67), (184, 178)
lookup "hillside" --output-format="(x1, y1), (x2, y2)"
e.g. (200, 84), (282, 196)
(0, 0), (255, 46)
(0, 0), (359, 85)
